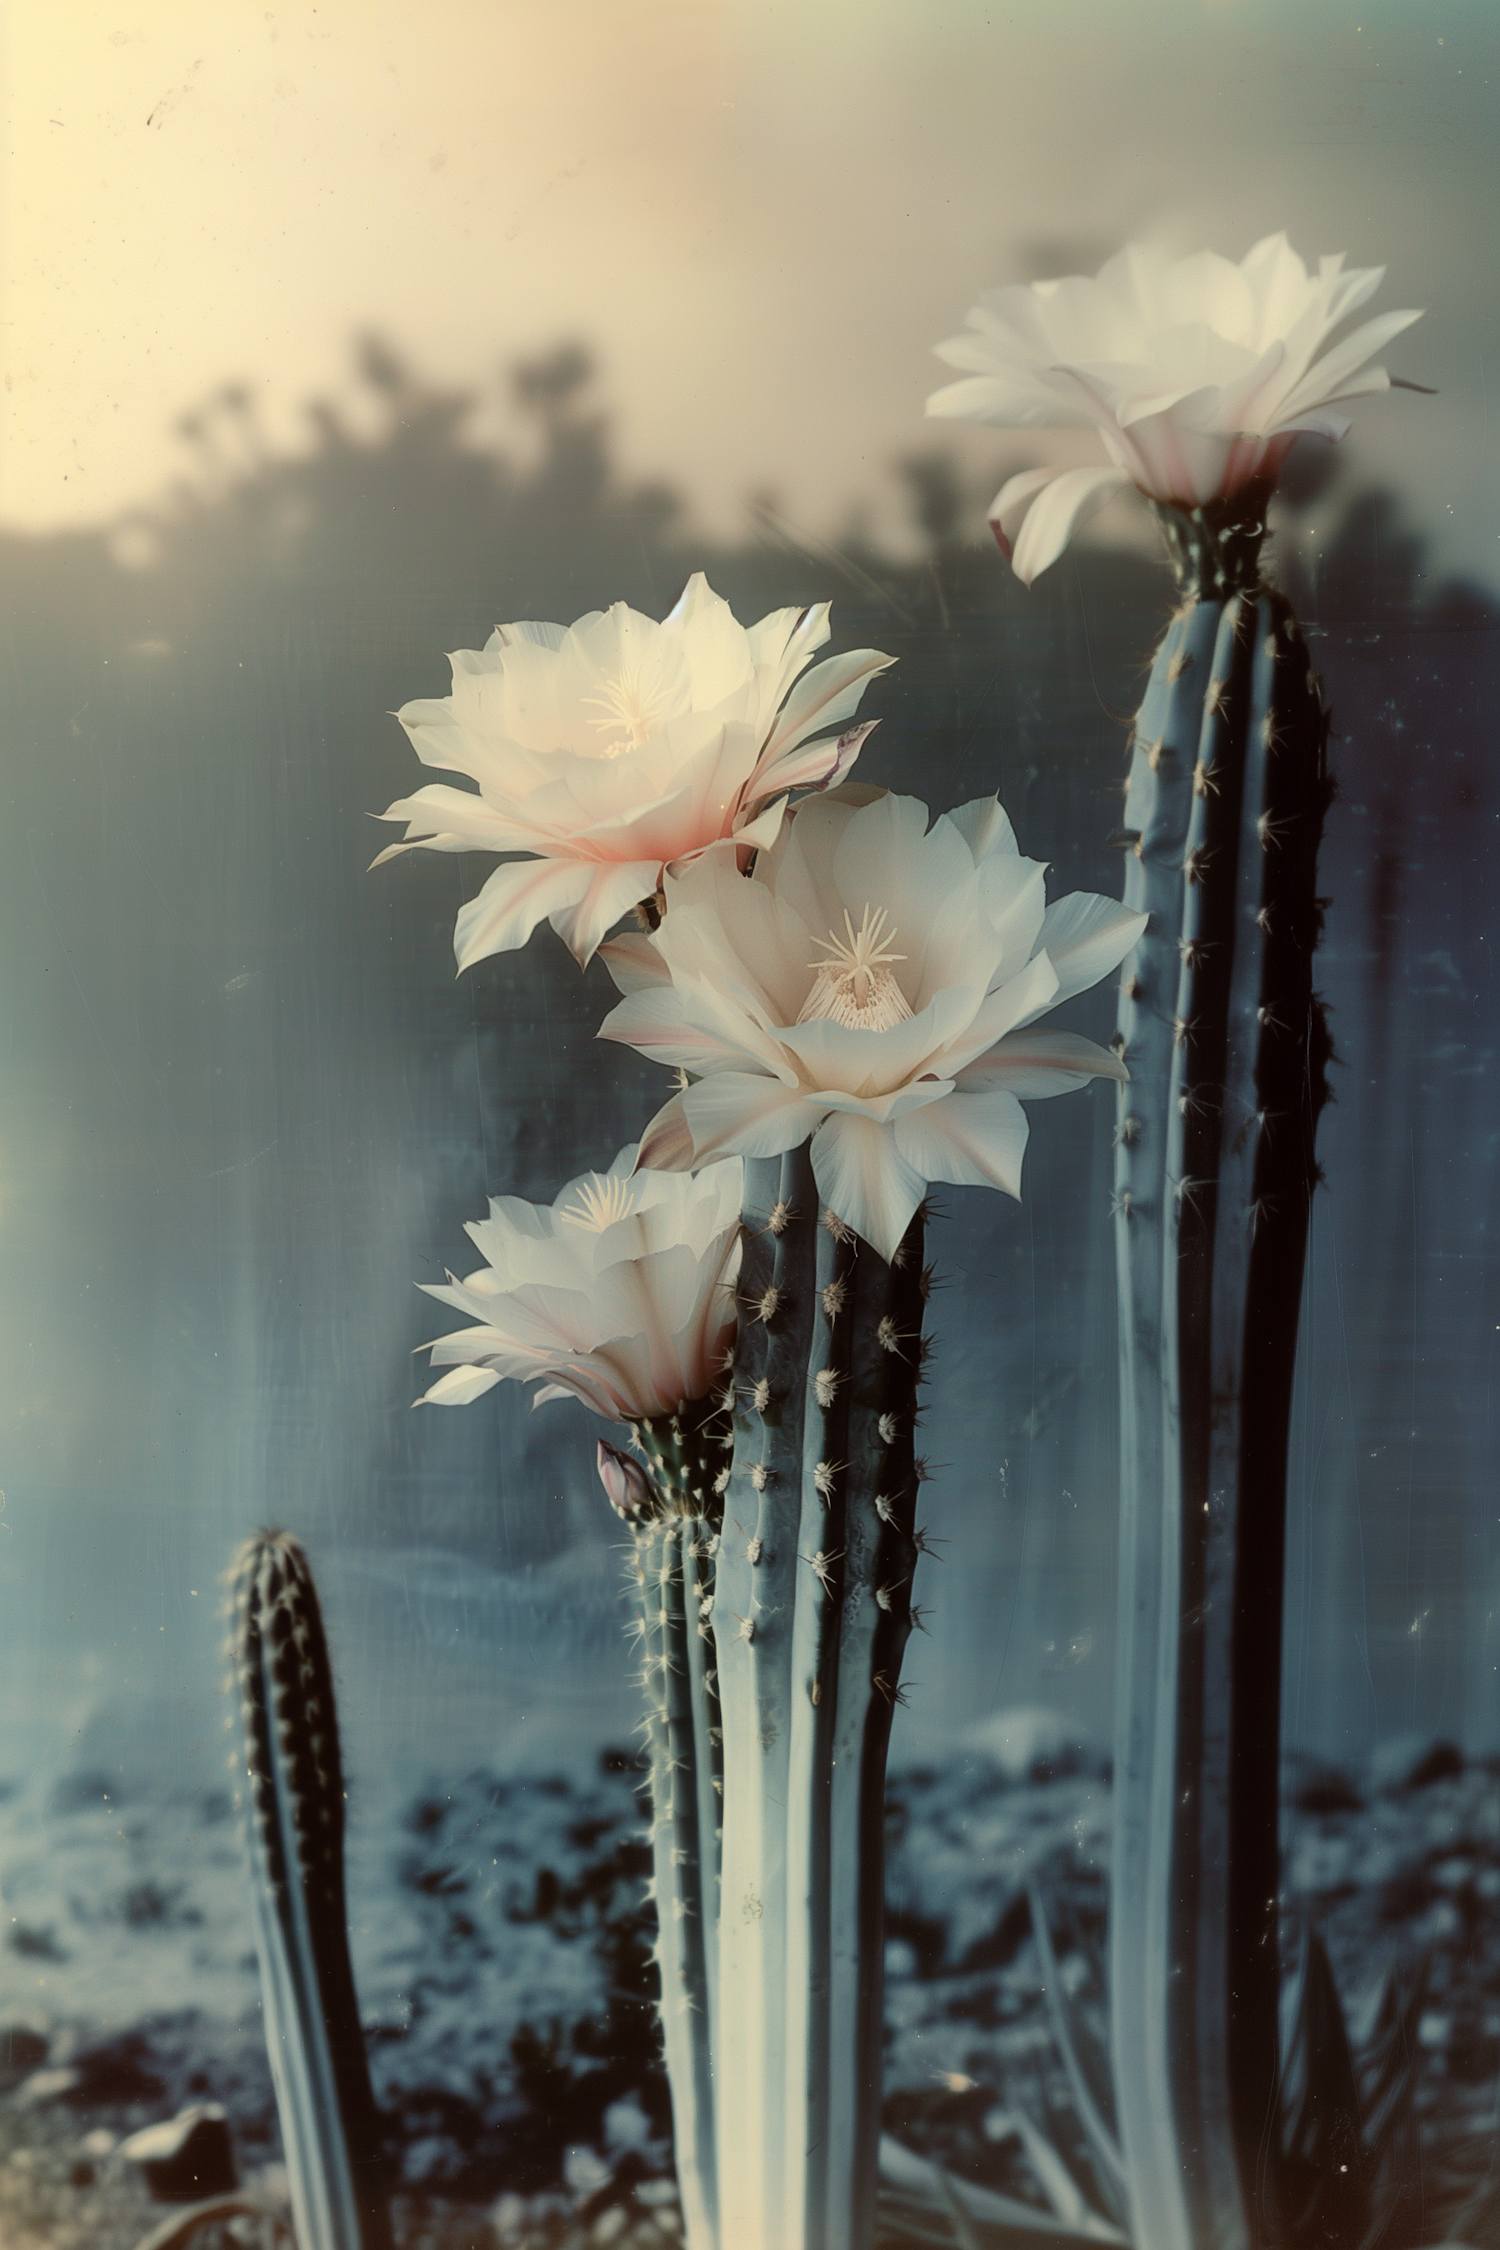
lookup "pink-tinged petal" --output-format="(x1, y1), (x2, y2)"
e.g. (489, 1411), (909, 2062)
(677, 1074), (825, 1164)
(987, 468), (1065, 559)
(752, 719), (878, 805)
(553, 861), (664, 968)
(454, 857), (597, 971)
(531, 1383), (575, 1408)
(636, 1092), (700, 1172)
(1035, 895), (1148, 1006)
(956, 1029), (1128, 1098)
(809, 1111), (927, 1262)
(756, 647), (895, 767)
(598, 931), (672, 995)
(893, 1087), (1030, 1200)
(598, 987), (756, 1077)
(1008, 467), (1131, 585)
(371, 783), (548, 863)
(417, 1364), (504, 1407)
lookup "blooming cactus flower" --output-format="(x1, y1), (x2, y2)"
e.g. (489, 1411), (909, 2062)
(415, 1147), (742, 1418)
(374, 573), (894, 968)
(926, 232), (1422, 584)
(599, 787), (1146, 1260)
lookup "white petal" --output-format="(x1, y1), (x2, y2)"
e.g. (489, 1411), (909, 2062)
(987, 468), (1065, 558)
(1034, 894), (1148, 1006)
(752, 719), (878, 804)
(598, 987), (755, 1076)
(636, 1092), (699, 1173)
(926, 374), (1095, 429)
(491, 618), (570, 651)
(943, 950), (1061, 1073)
(956, 1029), (1127, 1099)
(678, 1073), (825, 1163)
(810, 1111), (927, 1262)
(370, 782), (543, 862)
(418, 1364), (503, 1407)
(893, 1088), (1030, 1200)
(724, 795), (788, 854)
(598, 931), (672, 994)
(756, 648), (895, 767)
(553, 861), (665, 967)
(1007, 467), (1131, 585)
(945, 794), (1020, 865)
(1275, 307), (1423, 424)
(454, 857), (597, 971)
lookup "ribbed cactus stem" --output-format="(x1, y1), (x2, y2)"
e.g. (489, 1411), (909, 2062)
(232, 1532), (392, 2250)
(1111, 496), (1331, 2250)
(714, 1149), (925, 2250)
(628, 1506), (723, 2250)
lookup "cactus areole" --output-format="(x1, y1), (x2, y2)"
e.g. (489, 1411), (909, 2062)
(1111, 489), (1332, 2250)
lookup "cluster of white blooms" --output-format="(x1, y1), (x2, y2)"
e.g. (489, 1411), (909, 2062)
(390, 578), (1138, 1421)
(390, 231), (1415, 1429)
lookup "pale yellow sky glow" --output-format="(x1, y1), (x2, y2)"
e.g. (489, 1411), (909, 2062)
(3, 0), (1496, 574)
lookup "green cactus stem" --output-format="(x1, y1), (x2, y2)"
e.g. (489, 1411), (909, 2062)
(713, 1148), (926, 2250)
(607, 1407), (730, 2250)
(232, 1532), (393, 2250)
(1110, 493), (1331, 2250)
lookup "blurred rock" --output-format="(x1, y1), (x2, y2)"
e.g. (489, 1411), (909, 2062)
(1284, 1751), (1364, 1814)
(961, 1707), (1086, 1783)
(0, 2026), (48, 2093)
(1367, 1733), (1465, 1796)
(17, 2067), (81, 2105)
(120, 2103), (237, 2200)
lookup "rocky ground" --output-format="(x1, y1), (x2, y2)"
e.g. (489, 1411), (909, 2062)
(0, 1724), (1496, 2248)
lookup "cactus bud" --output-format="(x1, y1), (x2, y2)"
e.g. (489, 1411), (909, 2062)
(598, 1438), (658, 1523)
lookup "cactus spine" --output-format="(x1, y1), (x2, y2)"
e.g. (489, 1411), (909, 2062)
(1111, 487), (1331, 2250)
(233, 1532), (393, 2250)
(714, 1148), (925, 2250)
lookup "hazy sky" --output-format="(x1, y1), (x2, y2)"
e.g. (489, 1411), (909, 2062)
(3, 0), (1496, 577)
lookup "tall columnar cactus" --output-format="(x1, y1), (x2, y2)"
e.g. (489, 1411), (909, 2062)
(232, 1532), (393, 2250)
(1111, 488), (1331, 2250)
(713, 1148), (927, 2250)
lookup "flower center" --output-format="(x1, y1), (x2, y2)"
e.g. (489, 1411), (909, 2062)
(798, 905), (913, 1033)
(560, 1173), (636, 1230)
(582, 663), (672, 757)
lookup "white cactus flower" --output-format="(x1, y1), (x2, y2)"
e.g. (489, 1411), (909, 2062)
(599, 787), (1145, 1260)
(374, 573), (894, 968)
(416, 1147), (743, 1418)
(926, 232), (1422, 584)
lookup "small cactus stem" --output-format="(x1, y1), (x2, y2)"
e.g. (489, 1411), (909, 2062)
(1112, 493), (1331, 2250)
(713, 1149), (923, 2250)
(628, 1516), (720, 2250)
(232, 1534), (393, 2250)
